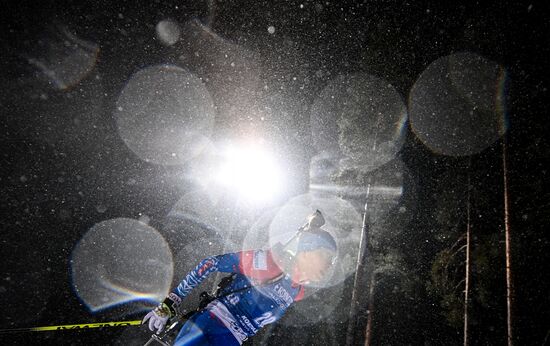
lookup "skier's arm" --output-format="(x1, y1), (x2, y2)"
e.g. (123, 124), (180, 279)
(173, 252), (241, 298)
(164, 253), (242, 314)
(143, 252), (241, 333)
(173, 249), (285, 298)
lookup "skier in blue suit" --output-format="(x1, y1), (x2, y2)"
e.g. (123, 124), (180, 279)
(143, 211), (337, 345)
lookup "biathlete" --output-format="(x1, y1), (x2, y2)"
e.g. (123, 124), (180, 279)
(142, 210), (337, 345)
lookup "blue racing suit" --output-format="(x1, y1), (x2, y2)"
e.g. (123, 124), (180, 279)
(172, 249), (304, 345)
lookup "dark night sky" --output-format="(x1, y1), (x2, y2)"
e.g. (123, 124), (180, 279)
(1, 1), (549, 345)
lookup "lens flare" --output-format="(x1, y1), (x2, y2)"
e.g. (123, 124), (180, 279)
(115, 64), (215, 165)
(310, 73), (407, 172)
(268, 192), (362, 286)
(156, 19), (181, 46)
(26, 24), (99, 90)
(409, 52), (508, 156)
(70, 218), (173, 313)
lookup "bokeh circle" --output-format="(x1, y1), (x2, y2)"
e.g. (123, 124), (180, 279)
(115, 64), (215, 165)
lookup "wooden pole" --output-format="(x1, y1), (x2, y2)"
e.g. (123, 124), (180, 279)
(464, 171), (471, 346)
(365, 270), (376, 345)
(502, 139), (514, 346)
(345, 184), (371, 346)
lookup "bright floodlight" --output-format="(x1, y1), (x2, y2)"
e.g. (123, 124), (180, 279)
(215, 144), (284, 203)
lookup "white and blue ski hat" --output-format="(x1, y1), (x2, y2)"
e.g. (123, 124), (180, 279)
(297, 230), (337, 253)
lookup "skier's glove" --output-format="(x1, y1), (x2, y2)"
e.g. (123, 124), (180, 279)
(142, 293), (182, 334)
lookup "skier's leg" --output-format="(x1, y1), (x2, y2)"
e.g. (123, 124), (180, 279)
(172, 313), (209, 346)
(173, 308), (240, 346)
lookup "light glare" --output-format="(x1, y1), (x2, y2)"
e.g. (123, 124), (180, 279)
(215, 145), (283, 203)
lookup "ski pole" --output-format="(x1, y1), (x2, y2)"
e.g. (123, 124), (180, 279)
(144, 319), (181, 346)
(0, 320), (142, 333)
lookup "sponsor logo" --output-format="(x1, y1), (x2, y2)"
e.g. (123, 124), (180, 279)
(273, 284), (293, 306)
(253, 251), (267, 270)
(168, 293), (182, 305)
(254, 312), (276, 328)
(240, 315), (258, 333)
(209, 302), (248, 342)
(55, 322), (132, 330)
(227, 293), (240, 305)
(228, 321), (248, 342)
(197, 259), (216, 276)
